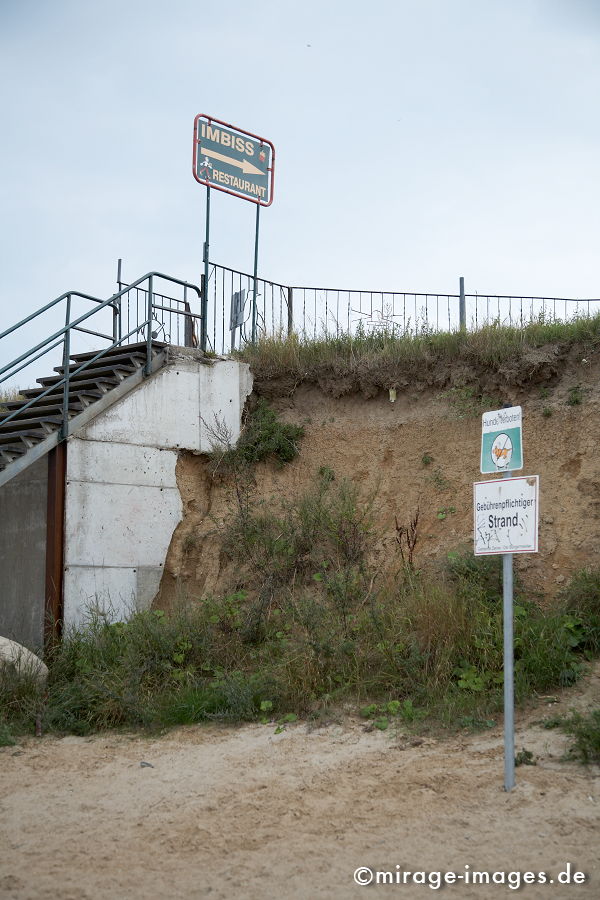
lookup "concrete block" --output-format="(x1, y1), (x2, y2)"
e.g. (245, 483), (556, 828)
(67, 439), (178, 488)
(63, 566), (138, 627)
(80, 365), (201, 449)
(136, 566), (164, 610)
(64, 481), (182, 569)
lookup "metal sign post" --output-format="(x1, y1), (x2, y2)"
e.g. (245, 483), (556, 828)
(475, 408), (539, 792)
(201, 186), (211, 352)
(252, 202), (260, 344)
(502, 469), (515, 792)
(192, 115), (275, 348)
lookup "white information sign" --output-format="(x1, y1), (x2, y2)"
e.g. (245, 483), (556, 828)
(474, 475), (539, 556)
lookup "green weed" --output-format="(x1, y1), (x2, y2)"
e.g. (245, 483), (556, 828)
(0, 720), (16, 746)
(428, 468), (450, 491)
(515, 747), (537, 766)
(567, 385), (585, 406)
(559, 569), (600, 654)
(560, 709), (600, 764)
(440, 385), (498, 420)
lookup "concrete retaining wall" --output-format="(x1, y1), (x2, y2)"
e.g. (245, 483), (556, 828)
(63, 356), (252, 627)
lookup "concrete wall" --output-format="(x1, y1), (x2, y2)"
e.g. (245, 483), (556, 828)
(0, 457), (47, 650)
(63, 356), (252, 627)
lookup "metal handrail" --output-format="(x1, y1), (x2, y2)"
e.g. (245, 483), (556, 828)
(0, 271), (203, 455)
(1, 272), (202, 378)
(0, 290), (118, 381)
(0, 290), (117, 343)
(0, 323), (151, 431)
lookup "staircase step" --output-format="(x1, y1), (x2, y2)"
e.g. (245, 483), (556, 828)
(0, 430), (47, 448)
(0, 401), (83, 419)
(22, 378), (119, 400)
(36, 364), (133, 389)
(56, 351), (146, 375)
(13, 389), (104, 410)
(68, 340), (166, 363)
(0, 415), (63, 435)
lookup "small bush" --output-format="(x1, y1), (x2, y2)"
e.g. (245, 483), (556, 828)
(0, 720), (16, 746)
(559, 568), (600, 654)
(209, 399), (303, 476)
(567, 384), (584, 406)
(560, 709), (600, 764)
(237, 400), (304, 465)
(0, 657), (45, 737)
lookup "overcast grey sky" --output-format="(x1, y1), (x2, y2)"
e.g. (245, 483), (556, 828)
(1, 0), (599, 332)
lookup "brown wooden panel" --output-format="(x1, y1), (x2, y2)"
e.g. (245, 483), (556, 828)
(45, 442), (67, 644)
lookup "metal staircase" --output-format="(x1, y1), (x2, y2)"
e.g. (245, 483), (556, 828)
(0, 271), (202, 487)
(0, 341), (166, 472)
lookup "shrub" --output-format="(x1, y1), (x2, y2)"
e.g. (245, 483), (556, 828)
(560, 709), (600, 764)
(209, 399), (304, 477)
(237, 399), (304, 465)
(559, 568), (600, 654)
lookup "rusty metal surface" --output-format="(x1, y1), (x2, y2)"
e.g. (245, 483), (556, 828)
(45, 442), (67, 643)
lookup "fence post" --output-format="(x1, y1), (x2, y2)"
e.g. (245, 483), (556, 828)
(145, 275), (153, 375)
(200, 273), (207, 352)
(60, 295), (71, 440)
(114, 258), (123, 343)
(459, 276), (466, 330)
(287, 287), (293, 336)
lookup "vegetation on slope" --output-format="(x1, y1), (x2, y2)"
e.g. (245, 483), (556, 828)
(2, 468), (599, 742)
(237, 314), (600, 398)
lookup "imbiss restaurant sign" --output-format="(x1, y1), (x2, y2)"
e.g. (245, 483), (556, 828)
(193, 115), (275, 206)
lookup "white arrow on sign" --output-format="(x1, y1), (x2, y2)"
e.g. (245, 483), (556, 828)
(199, 145), (264, 176)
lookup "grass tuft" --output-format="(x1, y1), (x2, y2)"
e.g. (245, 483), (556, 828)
(560, 709), (600, 764)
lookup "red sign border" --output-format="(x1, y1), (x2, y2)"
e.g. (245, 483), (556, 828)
(192, 114), (275, 207)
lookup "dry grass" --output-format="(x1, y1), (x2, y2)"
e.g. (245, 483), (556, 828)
(237, 314), (600, 397)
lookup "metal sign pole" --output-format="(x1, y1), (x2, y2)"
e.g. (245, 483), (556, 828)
(201, 186), (211, 352)
(459, 276), (466, 330)
(251, 201), (260, 344)
(502, 468), (515, 792)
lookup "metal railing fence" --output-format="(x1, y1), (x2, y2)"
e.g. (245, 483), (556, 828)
(203, 262), (291, 354)
(3, 262), (600, 410)
(464, 293), (600, 331)
(204, 264), (600, 353)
